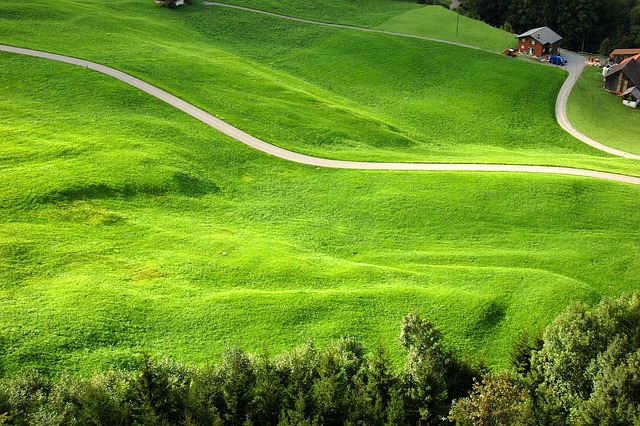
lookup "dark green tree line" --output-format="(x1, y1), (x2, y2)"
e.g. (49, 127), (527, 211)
(0, 314), (480, 425)
(1, 293), (639, 425)
(449, 292), (640, 425)
(460, 0), (640, 53)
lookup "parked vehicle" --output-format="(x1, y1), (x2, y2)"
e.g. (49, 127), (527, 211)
(549, 55), (567, 65)
(503, 48), (517, 57)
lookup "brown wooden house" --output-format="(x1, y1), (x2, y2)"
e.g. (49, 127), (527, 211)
(604, 54), (640, 94)
(609, 48), (640, 64)
(516, 27), (562, 56)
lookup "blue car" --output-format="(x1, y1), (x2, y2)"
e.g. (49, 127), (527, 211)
(549, 55), (567, 65)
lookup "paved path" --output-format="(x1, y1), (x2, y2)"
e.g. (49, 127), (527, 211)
(201, 2), (491, 53)
(203, 2), (640, 160)
(1, 44), (639, 186)
(555, 50), (640, 159)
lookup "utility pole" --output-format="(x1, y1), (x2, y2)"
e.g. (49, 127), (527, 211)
(456, 12), (460, 37)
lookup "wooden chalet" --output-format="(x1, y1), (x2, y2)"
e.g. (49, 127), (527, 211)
(609, 48), (640, 65)
(604, 54), (640, 95)
(516, 27), (562, 57)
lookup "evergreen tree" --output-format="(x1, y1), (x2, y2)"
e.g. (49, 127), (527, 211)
(275, 341), (318, 422)
(218, 346), (256, 425)
(399, 312), (454, 424)
(130, 353), (192, 425)
(252, 347), (283, 425)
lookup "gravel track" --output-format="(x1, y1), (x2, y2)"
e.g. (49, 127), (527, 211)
(1, 44), (639, 186)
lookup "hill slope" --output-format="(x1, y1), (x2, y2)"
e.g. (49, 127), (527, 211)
(567, 67), (640, 156)
(0, 0), (638, 174)
(1, 51), (639, 376)
(375, 5), (516, 52)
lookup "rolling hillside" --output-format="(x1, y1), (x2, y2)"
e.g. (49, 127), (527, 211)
(0, 0), (639, 376)
(375, 5), (515, 52)
(1, 0), (638, 172)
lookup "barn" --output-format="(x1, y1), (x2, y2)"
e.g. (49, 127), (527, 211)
(604, 54), (640, 95)
(609, 48), (640, 65)
(516, 27), (562, 57)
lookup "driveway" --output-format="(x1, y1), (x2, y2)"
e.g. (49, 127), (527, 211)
(554, 50), (640, 159)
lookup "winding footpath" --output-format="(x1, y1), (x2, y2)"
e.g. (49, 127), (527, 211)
(203, 2), (640, 160)
(1, 43), (639, 186)
(201, 2), (491, 53)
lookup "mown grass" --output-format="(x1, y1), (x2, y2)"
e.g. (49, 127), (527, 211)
(1, 52), (639, 377)
(0, 0), (638, 176)
(196, 0), (422, 27)
(375, 5), (516, 52)
(567, 66), (640, 156)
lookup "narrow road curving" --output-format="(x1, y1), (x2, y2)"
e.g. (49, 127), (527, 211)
(201, 2), (492, 53)
(203, 2), (640, 160)
(1, 44), (639, 186)
(556, 51), (640, 159)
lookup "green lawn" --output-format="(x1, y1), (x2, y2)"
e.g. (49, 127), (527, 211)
(1, 52), (639, 377)
(375, 5), (516, 52)
(0, 0), (639, 176)
(195, 0), (423, 27)
(567, 66), (640, 156)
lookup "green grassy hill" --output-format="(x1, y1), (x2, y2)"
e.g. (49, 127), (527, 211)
(1, 0), (638, 174)
(1, 0), (639, 376)
(182, 6), (581, 164)
(194, 0), (422, 27)
(375, 5), (516, 52)
(2, 52), (639, 376)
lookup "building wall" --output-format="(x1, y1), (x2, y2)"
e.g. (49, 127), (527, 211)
(518, 37), (561, 56)
(605, 72), (633, 94)
(518, 36), (543, 56)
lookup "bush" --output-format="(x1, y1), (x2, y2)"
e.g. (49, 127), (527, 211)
(449, 371), (533, 426)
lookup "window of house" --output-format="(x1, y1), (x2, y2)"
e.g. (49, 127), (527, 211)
(531, 40), (536, 45)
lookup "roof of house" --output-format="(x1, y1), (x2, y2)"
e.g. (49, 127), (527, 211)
(516, 27), (562, 45)
(605, 56), (640, 87)
(619, 53), (640, 66)
(622, 86), (640, 100)
(610, 48), (640, 56)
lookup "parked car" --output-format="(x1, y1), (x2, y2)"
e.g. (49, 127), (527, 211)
(549, 55), (567, 65)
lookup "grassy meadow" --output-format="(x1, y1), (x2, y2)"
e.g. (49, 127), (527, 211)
(0, 0), (638, 174)
(194, 0), (423, 27)
(567, 66), (640, 156)
(0, 0), (639, 377)
(375, 5), (516, 52)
